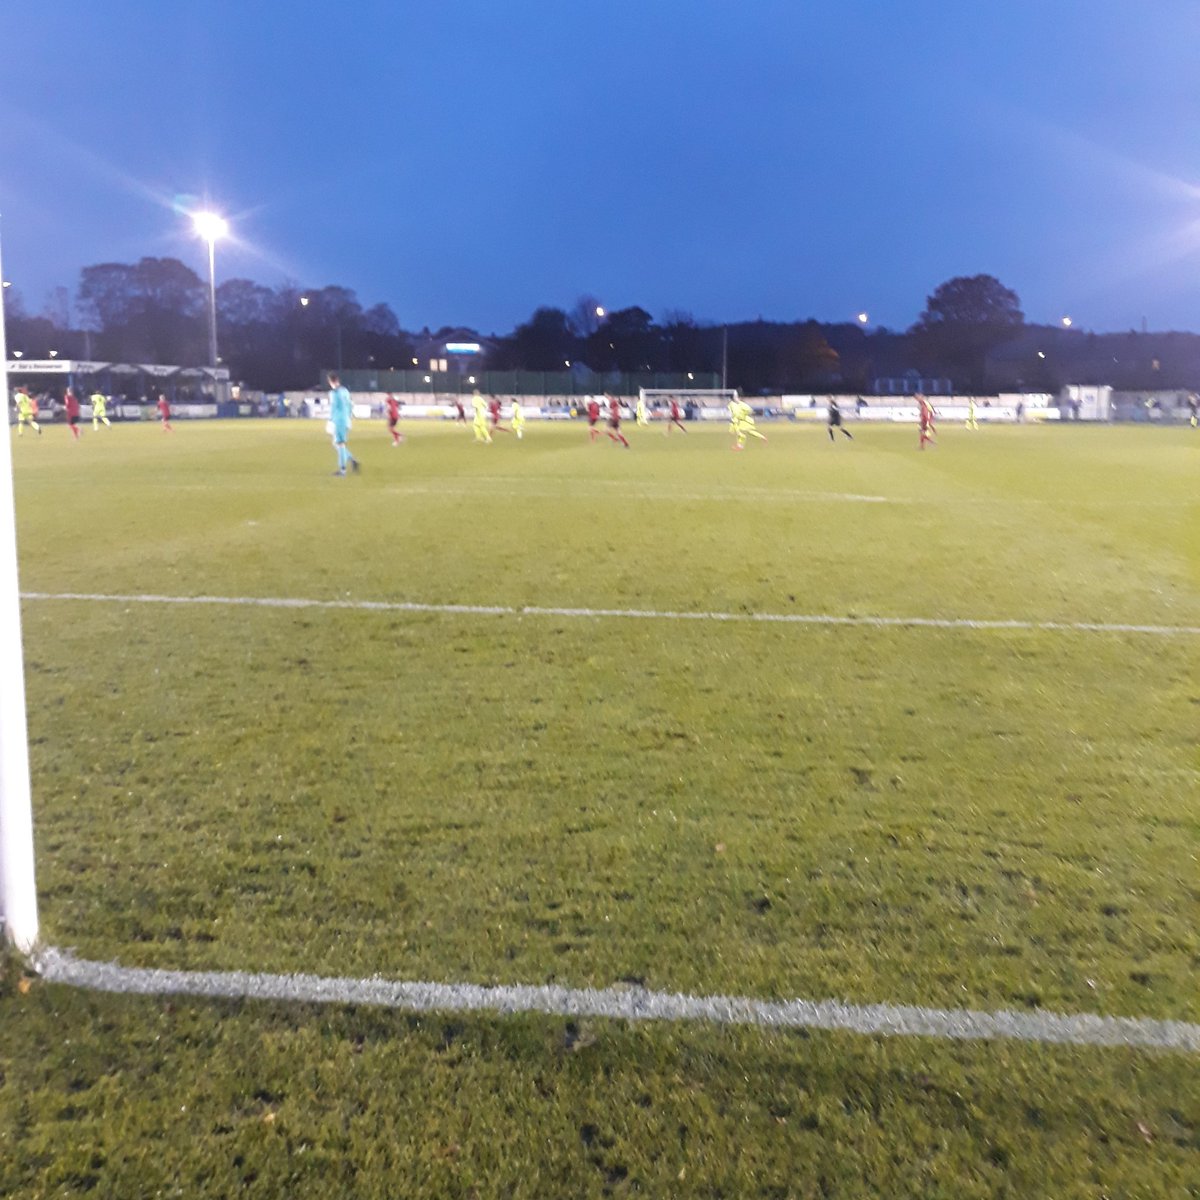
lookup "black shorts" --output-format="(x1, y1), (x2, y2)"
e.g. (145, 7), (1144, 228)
(609, 417), (620, 429)
(68, 414), (79, 426)
(829, 411), (842, 427)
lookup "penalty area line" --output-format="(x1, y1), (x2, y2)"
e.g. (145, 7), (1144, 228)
(32, 948), (1200, 1053)
(19, 590), (1200, 637)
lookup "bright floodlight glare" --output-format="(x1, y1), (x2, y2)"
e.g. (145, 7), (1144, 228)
(857, 312), (868, 324)
(192, 211), (228, 243)
(595, 306), (605, 318)
(1062, 316), (1073, 327)
(299, 296), (310, 307)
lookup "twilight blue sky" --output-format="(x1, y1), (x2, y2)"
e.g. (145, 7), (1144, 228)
(3, 1), (1200, 335)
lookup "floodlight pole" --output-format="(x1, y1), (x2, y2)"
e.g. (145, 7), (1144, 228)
(0, 216), (40, 953)
(205, 235), (219, 368)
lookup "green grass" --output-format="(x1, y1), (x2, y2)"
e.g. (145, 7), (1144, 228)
(3, 418), (1198, 1196)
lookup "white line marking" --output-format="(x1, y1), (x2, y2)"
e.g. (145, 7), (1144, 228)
(31, 948), (1199, 1052)
(20, 591), (1200, 636)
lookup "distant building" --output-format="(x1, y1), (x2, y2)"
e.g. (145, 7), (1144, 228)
(871, 369), (952, 396)
(411, 328), (498, 379)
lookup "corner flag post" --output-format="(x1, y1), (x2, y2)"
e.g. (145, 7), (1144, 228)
(0, 216), (40, 952)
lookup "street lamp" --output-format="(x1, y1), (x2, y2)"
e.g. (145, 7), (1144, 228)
(192, 211), (228, 368)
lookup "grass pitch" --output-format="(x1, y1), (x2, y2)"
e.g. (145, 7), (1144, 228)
(3, 417), (1198, 1196)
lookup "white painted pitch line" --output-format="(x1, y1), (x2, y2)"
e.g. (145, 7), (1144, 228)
(20, 591), (1200, 637)
(31, 948), (1199, 1052)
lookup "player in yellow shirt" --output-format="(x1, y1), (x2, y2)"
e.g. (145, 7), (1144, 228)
(729, 397), (766, 450)
(471, 390), (492, 443)
(511, 398), (526, 440)
(90, 391), (111, 429)
(635, 394), (650, 426)
(965, 397), (979, 430)
(14, 387), (41, 435)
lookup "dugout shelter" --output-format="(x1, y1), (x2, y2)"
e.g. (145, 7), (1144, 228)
(5, 358), (231, 412)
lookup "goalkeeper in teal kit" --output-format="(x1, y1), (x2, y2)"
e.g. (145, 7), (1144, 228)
(327, 373), (361, 476)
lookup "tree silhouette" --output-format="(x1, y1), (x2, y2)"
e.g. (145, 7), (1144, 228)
(567, 294), (605, 337)
(778, 321), (840, 390)
(511, 307), (577, 371)
(585, 306), (660, 372)
(911, 274), (1024, 391)
(77, 257), (205, 364)
(915, 274), (1024, 327)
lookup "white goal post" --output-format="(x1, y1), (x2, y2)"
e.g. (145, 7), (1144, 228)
(0, 218), (40, 952)
(638, 387), (740, 412)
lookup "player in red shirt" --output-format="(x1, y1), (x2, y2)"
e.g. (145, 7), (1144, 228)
(666, 395), (687, 436)
(63, 388), (81, 441)
(488, 395), (510, 434)
(385, 394), (404, 445)
(606, 394), (630, 448)
(586, 397), (602, 441)
(917, 393), (936, 450)
(454, 398), (466, 423)
(156, 393), (173, 431)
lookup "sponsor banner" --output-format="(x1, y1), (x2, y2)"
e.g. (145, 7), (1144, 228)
(8, 359), (72, 373)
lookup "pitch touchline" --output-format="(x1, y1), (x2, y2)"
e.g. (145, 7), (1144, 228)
(20, 591), (1200, 636)
(31, 948), (1198, 1052)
